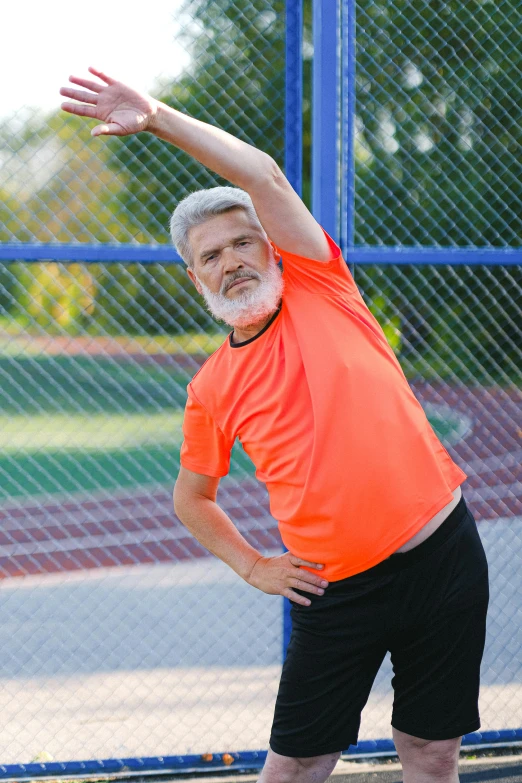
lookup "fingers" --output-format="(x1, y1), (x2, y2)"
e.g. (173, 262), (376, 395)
(289, 577), (326, 595)
(88, 66), (116, 85)
(91, 123), (125, 137)
(285, 590), (312, 607)
(61, 101), (98, 119)
(68, 75), (104, 93)
(289, 555), (324, 570)
(60, 87), (98, 105)
(287, 555), (328, 585)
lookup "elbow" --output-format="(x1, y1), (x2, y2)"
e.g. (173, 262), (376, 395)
(248, 155), (290, 197)
(240, 152), (281, 192)
(260, 154), (284, 187)
(173, 479), (204, 523)
(173, 479), (186, 520)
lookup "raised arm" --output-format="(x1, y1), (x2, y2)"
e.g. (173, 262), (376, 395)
(60, 67), (332, 261)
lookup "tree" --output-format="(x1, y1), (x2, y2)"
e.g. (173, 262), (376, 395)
(92, 0), (286, 333)
(354, 0), (522, 381)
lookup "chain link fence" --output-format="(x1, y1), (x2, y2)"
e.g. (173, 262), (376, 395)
(0, 0), (521, 768)
(354, 0), (522, 248)
(350, 0), (522, 750)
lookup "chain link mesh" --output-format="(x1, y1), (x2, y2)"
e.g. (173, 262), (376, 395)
(0, 259), (284, 763)
(0, 0), (285, 763)
(0, 0), (284, 246)
(0, 0), (520, 766)
(352, 0), (522, 741)
(354, 0), (522, 248)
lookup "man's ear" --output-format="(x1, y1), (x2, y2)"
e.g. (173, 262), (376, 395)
(187, 267), (202, 295)
(268, 239), (280, 261)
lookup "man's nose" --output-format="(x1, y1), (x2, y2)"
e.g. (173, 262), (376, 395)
(221, 247), (244, 271)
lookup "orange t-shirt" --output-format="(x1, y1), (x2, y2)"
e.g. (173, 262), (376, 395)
(180, 232), (467, 581)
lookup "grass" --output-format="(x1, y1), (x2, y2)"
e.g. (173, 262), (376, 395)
(0, 353), (254, 502)
(0, 316), (227, 356)
(0, 413), (183, 451)
(0, 412), (184, 500)
(0, 348), (477, 503)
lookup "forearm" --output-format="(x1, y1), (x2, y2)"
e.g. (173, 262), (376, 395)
(149, 102), (275, 191)
(174, 494), (262, 580)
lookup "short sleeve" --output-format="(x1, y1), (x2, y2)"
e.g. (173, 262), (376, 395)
(180, 385), (232, 477)
(275, 229), (359, 298)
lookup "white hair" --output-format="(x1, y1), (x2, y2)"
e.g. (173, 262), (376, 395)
(169, 186), (263, 267)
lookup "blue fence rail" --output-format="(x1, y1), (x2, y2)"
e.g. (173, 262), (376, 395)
(1, 244), (521, 265)
(1, 730), (522, 780)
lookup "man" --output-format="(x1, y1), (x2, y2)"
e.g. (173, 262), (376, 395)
(61, 67), (489, 783)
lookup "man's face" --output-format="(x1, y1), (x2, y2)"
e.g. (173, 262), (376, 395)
(186, 209), (283, 329)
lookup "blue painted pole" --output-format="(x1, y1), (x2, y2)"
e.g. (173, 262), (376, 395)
(347, 247), (522, 265)
(0, 244), (183, 264)
(283, 0), (303, 660)
(0, 243), (519, 266)
(285, 0), (303, 196)
(312, 0), (341, 242)
(341, 0), (356, 273)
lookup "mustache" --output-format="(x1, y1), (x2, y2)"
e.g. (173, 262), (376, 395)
(223, 270), (261, 294)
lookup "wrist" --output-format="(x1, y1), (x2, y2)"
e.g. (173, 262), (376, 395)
(147, 99), (168, 136)
(242, 553), (264, 583)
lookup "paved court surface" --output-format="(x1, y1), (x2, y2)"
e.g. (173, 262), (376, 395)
(169, 756), (522, 783)
(330, 758), (522, 783)
(0, 515), (519, 764)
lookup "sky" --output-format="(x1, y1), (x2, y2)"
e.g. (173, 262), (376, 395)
(1, 0), (190, 120)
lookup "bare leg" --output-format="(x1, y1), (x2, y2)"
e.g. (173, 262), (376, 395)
(258, 748), (341, 783)
(393, 727), (461, 783)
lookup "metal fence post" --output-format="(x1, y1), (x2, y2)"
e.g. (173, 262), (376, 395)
(312, 0), (341, 242)
(341, 0), (356, 271)
(283, 0), (304, 659)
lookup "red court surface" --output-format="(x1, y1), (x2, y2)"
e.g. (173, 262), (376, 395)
(0, 382), (520, 579)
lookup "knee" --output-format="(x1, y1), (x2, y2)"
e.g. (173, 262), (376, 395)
(260, 750), (341, 783)
(393, 730), (461, 779)
(296, 752), (341, 776)
(416, 742), (459, 778)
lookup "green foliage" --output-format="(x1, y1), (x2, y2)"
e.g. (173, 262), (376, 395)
(354, 0), (522, 377)
(86, 262), (222, 335)
(356, 0), (522, 247)
(0, 0), (520, 379)
(93, 0), (286, 331)
(107, 0), (285, 242)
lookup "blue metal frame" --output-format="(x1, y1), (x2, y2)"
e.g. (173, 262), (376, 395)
(3, 244), (521, 265)
(0, 244), (181, 264)
(282, 0), (304, 661)
(341, 0), (356, 262)
(312, 0), (340, 241)
(285, 0), (303, 197)
(350, 247), (522, 265)
(1, 244), (521, 265)
(1, 730), (521, 779)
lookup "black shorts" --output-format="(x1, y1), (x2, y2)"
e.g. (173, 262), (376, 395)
(269, 493), (489, 758)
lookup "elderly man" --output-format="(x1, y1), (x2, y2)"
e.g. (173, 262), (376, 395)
(61, 67), (489, 783)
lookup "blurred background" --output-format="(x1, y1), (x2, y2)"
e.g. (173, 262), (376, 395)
(0, 0), (520, 769)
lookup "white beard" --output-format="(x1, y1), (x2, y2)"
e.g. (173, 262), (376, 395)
(196, 260), (284, 329)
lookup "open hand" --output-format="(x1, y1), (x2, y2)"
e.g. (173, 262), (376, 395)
(60, 66), (158, 137)
(246, 552), (328, 606)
